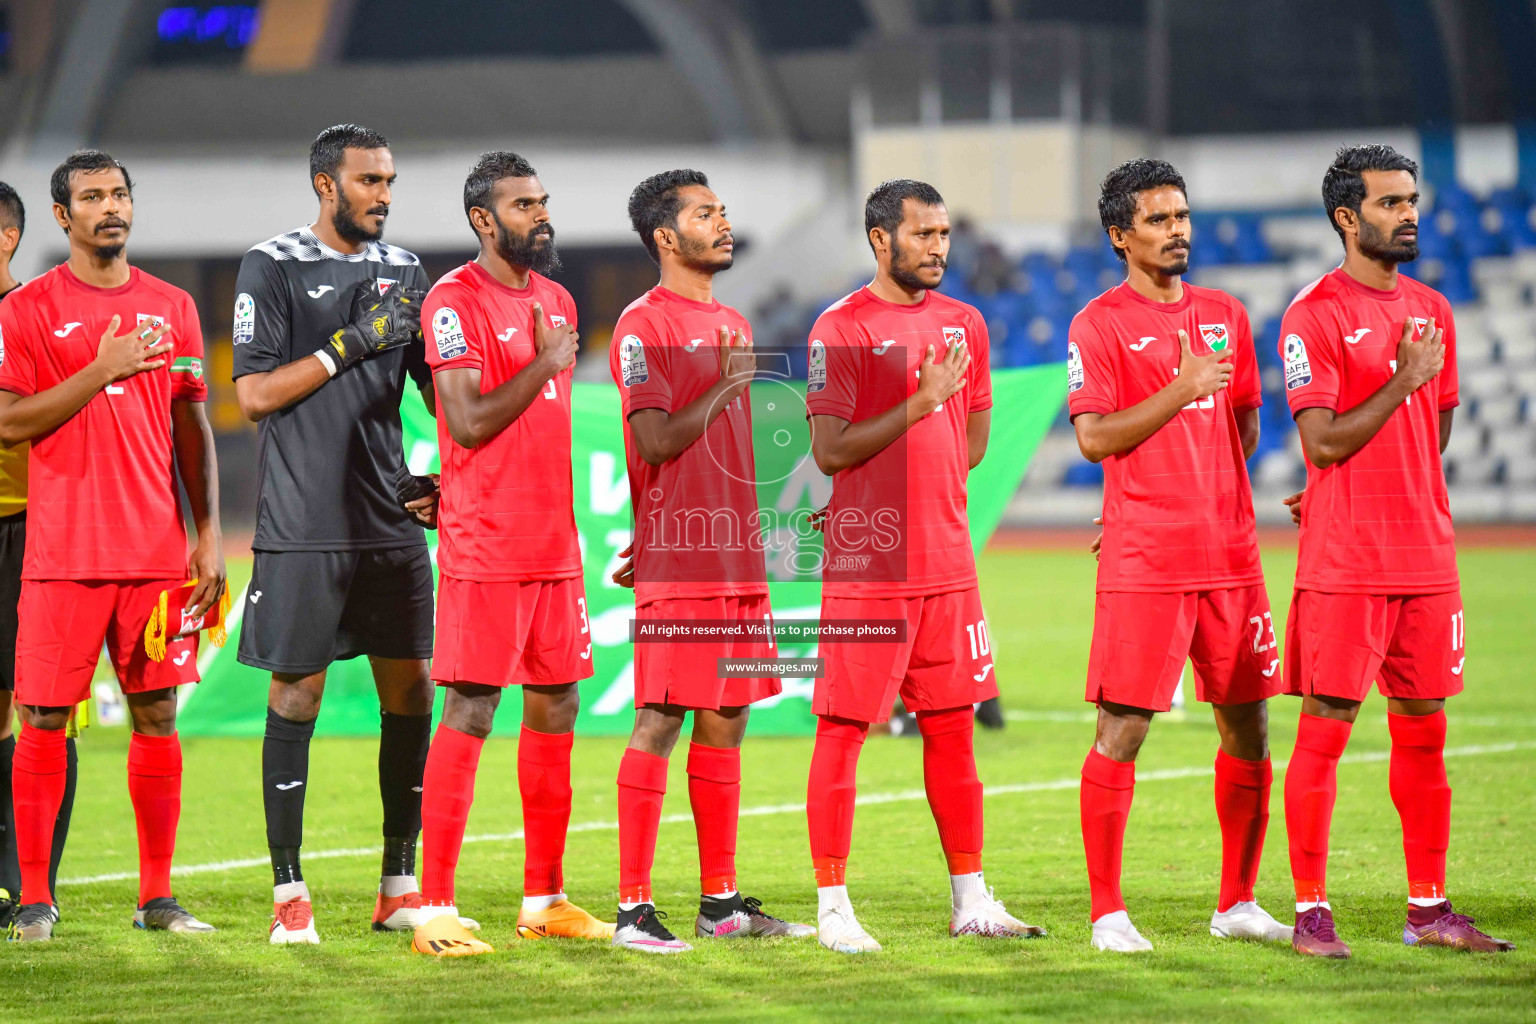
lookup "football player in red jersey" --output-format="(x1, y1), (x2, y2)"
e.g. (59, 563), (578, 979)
(409, 152), (612, 956)
(803, 180), (1043, 953)
(1067, 159), (1290, 953)
(1279, 145), (1512, 957)
(0, 151), (224, 941)
(605, 169), (812, 954)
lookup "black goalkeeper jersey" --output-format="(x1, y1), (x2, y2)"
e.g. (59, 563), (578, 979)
(233, 226), (432, 552)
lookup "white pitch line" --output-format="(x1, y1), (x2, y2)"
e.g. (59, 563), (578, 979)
(57, 740), (1536, 887)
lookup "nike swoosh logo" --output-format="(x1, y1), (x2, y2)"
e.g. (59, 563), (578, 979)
(53, 322), (82, 337)
(1344, 328), (1371, 344)
(683, 339), (702, 352)
(250, 590), (262, 603)
(580, 643), (592, 660)
(972, 662), (994, 682)
(498, 327), (517, 341)
(411, 786), (423, 793)
(173, 651), (191, 666)
(275, 781), (304, 791)
(1129, 337), (1155, 351)
(307, 285), (334, 298)
(1261, 659), (1280, 678)
(1451, 656), (1465, 676)
(872, 340), (894, 355)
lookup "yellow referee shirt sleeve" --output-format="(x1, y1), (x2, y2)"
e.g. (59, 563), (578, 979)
(0, 440), (25, 516)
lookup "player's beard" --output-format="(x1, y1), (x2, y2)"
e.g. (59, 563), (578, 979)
(333, 188), (387, 245)
(678, 231), (732, 275)
(1358, 217), (1419, 264)
(494, 214), (561, 275)
(88, 216), (129, 261)
(888, 237), (944, 292)
(1161, 240), (1190, 276)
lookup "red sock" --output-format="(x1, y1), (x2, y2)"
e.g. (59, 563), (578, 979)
(127, 732), (182, 907)
(420, 725), (484, 906)
(1284, 713), (1353, 904)
(617, 748), (668, 905)
(917, 708), (983, 875)
(518, 725), (573, 898)
(12, 726), (66, 906)
(1080, 748), (1135, 921)
(1214, 748), (1271, 912)
(806, 716), (867, 888)
(1388, 710), (1450, 902)
(687, 743), (740, 896)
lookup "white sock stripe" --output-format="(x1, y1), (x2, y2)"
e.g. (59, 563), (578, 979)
(57, 740), (1535, 887)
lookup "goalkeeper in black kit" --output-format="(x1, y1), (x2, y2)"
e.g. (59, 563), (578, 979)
(230, 123), (450, 945)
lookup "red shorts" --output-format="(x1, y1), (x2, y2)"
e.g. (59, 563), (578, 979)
(1284, 589), (1465, 702)
(815, 587), (997, 725)
(1085, 584), (1283, 713)
(15, 579), (199, 707)
(432, 576), (595, 687)
(633, 594), (781, 710)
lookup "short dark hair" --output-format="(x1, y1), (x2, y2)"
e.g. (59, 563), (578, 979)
(627, 168), (709, 265)
(309, 123), (389, 197)
(1322, 144), (1419, 243)
(0, 182), (22, 240)
(463, 150), (539, 229)
(50, 150), (133, 209)
(1098, 158), (1186, 263)
(864, 178), (945, 252)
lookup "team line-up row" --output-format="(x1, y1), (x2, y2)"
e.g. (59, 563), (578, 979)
(0, 127), (1512, 958)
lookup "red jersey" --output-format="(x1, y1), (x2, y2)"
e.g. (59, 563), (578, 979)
(1067, 282), (1264, 592)
(610, 286), (767, 609)
(0, 264), (207, 580)
(1280, 268), (1459, 594)
(805, 287), (992, 598)
(423, 261), (581, 582)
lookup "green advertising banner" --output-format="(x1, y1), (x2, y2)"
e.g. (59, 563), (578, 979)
(179, 364), (1064, 737)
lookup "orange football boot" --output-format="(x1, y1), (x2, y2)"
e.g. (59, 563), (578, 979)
(411, 911), (494, 956)
(516, 899), (616, 940)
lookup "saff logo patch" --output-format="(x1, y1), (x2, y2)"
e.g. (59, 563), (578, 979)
(1284, 333), (1312, 390)
(619, 334), (648, 386)
(233, 293), (255, 345)
(549, 314), (568, 328)
(1199, 323), (1229, 352)
(943, 326), (966, 348)
(808, 339), (827, 392)
(432, 307), (468, 360)
(1067, 341), (1085, 392)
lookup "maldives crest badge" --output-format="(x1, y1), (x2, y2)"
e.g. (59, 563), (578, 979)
(1199, 323), (1229, 352)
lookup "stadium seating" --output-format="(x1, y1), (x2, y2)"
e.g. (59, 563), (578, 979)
(918, 183), (1536, 519)
(770, 182), (1536, 521)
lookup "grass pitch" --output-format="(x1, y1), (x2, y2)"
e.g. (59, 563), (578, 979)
(2, 546), (1533, 1023)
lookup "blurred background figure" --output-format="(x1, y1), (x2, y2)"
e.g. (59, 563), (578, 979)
(0, 0), (1530, 544)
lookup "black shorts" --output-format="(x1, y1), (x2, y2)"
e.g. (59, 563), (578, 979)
(237, 546), (435, 675)
(0, 511), (22, 692)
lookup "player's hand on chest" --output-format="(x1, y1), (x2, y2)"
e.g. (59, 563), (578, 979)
(1116, 323), (1234, 413)
(292, 267), (405, 332)
(1335, 311), (1433, 391)
(50, 306), (175, 382)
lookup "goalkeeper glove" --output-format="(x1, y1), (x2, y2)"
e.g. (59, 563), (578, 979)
(321, 280), (424, 372)
(395, 464), (439, 530)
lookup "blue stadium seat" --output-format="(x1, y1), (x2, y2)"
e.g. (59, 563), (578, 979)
(1210, 212), (1272, 264)
(1486, 187), (1536, 248)
(1063, 461), (1104, 487)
